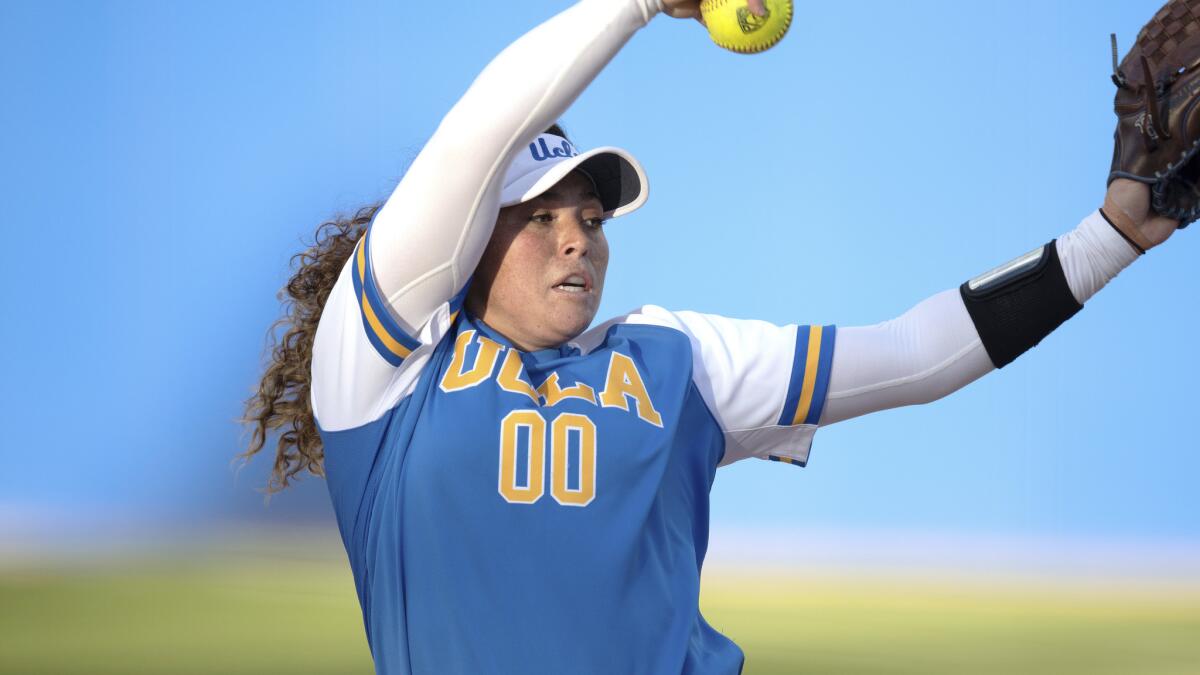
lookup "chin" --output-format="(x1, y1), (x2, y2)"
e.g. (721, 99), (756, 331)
(547, 309), (597, 344)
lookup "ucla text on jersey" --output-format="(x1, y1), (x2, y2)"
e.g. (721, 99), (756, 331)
(310, 239), (836, 674)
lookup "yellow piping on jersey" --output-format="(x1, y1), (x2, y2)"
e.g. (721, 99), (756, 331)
(791, 325), (823, 426)
(355, 238), (413, 361)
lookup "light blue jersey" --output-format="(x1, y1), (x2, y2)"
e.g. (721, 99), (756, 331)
(312, 233), (837, 675)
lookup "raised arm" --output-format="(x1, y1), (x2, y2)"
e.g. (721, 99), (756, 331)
(369, 0), (665, 336)
(311, 0), (694, 430)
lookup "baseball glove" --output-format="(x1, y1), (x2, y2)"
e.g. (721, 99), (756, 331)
(1109, 0), (1200, 234)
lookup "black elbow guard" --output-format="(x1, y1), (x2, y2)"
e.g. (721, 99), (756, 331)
(959, 241), (1082, 369)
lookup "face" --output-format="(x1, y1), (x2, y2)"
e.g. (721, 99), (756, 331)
(467, 170), (609, 351)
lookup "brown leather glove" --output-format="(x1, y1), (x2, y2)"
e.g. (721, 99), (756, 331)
(1109, 0), (1200, 232)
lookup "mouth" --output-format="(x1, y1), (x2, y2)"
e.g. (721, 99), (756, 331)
(551, 270), (593, 296)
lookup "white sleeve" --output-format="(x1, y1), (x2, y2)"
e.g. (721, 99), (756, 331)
(819, 289), (993, 426)
(371, 0), (661, 333)
(819, 210), (1139, 428)
(311, 0), (662, 432)
(616, 306), (838, 467)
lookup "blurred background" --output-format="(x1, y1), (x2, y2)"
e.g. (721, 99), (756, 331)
(2, 0), (1197, 673)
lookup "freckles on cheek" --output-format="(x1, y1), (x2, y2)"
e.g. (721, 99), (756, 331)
(497, 236), (548, 301)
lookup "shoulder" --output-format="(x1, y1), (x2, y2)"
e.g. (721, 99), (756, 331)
(575, 305), (795, 354)
(571, 305), (693, 352)
(574, 304), (727, 344)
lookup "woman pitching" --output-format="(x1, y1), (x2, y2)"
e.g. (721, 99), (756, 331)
(243, 0), (1180, 673)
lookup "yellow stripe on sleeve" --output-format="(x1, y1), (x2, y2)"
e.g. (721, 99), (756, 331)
(360, 291), (413, 360)
(791, 325), (824, 426)
(353, 236), (414, 361)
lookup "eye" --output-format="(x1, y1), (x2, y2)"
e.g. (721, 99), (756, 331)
(530, 212), (554, 224)
(584, 216), (607, 229)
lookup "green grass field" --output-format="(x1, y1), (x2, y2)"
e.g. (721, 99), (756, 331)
(2, 556), (1198, 674)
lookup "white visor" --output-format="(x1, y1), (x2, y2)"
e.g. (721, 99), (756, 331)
(499, 134), (648, 218)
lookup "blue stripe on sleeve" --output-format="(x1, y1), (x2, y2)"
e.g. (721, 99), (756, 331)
(767, 454), (808, 468)
(349, 243), (403, 368)
(358, 231), (422, 354)
(802, 325), (837, 426)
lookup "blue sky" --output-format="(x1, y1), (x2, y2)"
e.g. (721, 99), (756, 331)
(1, 0), (1196, 545)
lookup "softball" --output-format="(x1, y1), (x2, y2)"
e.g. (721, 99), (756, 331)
(700, 0), (793, 54)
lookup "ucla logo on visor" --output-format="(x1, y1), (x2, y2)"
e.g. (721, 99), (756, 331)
(529, 136), (578, 162)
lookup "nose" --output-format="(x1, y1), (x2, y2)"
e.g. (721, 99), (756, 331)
(558, 216), (592, 258)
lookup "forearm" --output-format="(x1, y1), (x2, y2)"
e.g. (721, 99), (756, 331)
(819, 289), (990, 426)
(819, 210), (1140, 426)
(370, 0), (662, 332)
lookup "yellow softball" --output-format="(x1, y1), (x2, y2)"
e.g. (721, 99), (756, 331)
(700, 0), (793, 54)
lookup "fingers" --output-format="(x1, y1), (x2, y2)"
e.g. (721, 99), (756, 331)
(665, 0), (763, 21)
(665, 0), (762, 24)
(664, 7), (700, 20)
(660, 0), (701, 20)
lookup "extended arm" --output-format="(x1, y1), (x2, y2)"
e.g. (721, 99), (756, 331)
(821, 0), (1197, 426)
(819, 199), (1149, 427)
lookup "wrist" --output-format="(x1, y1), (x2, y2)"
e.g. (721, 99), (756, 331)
(1100, 192), (1150, 255)
(1101, 179), (1154, 253)
(1059, 211), (1141, 304)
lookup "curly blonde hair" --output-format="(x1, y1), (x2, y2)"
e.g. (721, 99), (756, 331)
(242, 124), (569, 493)
(240, 204), (377, 492)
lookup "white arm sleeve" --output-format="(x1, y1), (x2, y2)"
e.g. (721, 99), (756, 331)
(819, 288), (992, 426)
(819, 210), (1139, 427)
(311, 0), (662, 431)
(372, 0), (661, 332)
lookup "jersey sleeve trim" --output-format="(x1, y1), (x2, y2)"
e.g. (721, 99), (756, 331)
(777, 324), (837, 427)
(766, 454), (807, 468)
(352, 230), (424, 366)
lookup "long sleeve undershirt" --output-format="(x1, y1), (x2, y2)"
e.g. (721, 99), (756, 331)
(819, 211), (1140, 426)
(348, 0), (1141, 433)
(366, 0), (663, 336)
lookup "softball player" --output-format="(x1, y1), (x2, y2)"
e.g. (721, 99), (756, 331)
(246, 0), (1177, 672)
